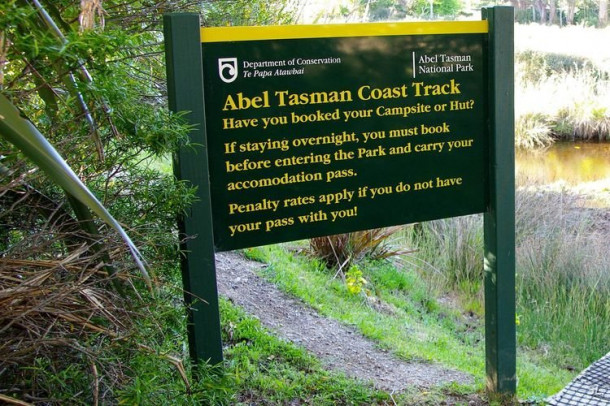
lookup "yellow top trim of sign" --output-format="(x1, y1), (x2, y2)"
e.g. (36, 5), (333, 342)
(200, 20), (489, 43)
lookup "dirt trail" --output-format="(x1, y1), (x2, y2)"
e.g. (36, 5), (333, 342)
(215, 251), (473, 392)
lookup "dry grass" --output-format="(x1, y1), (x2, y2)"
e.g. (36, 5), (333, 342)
(0, 253), (130, 360)
(79, 0), (105, 31)
(0, 181), (141, 402)
(0, 246), (136, 401)
(516, 64), (610, 142)
(515, 24), (610, 145)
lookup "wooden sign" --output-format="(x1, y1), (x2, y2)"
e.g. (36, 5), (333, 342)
(200, 22), (488, 251)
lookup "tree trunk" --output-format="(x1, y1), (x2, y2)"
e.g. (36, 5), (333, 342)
(549, 0), (557, 24)
(566, 0), (576, 24)
(535, 0), (547, 23)
(600, 0), (608, 27)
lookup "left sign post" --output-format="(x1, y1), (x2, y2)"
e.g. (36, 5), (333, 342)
(163, 13), (224, 365)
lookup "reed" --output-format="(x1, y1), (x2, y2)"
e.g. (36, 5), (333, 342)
(404, 216), (484, 296)
(515, 187), (610, 368)
(407, 188), (610, 370)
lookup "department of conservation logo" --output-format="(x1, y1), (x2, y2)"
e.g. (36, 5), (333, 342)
(218, 57), (238, 83)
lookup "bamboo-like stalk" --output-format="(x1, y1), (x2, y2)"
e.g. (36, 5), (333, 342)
(0, 394), (34, 406)
(0, 31), (7, 89)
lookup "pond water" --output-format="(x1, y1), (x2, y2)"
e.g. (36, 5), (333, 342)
(516, 142), (610, 185)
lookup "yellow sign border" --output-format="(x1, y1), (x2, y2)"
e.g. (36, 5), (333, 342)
(201, 20), (488, 43)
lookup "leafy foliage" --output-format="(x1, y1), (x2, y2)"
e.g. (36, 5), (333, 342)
(0, 0), (291, 403)
(202, 0), (293, 26)
(345, 265), (368, 294)
(354, 0), (461, 21)
(411, 0), (462, 18)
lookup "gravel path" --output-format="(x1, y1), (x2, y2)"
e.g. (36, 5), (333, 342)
(215, 251), (473, 392)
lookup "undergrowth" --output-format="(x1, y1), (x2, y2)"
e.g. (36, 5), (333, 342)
(515, 188), (610, 369)
(402, 188), (610, 382)
(309, 226), (412, 271)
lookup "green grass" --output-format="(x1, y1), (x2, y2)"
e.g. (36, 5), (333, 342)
(401, 186), (610, 376)
(109, 262), (399, 406)
(244, 242), (574, 401)
(219, 299), (391, 405)
(12, 266), (392, 405)
(112, 295), (392, 405)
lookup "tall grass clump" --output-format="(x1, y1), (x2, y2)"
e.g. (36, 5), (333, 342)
(516, 56), (610, 145)
(406, 190), (610, 370)
(515, 188), (610, 369)
(404, 216), (484, 300)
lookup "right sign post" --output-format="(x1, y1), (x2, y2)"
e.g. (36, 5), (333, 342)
(482, 6), (516, 395)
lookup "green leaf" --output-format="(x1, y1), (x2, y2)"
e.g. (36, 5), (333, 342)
(0, 93), (152, 290)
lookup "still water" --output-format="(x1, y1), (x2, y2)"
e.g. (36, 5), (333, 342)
(516, 142), (610, 185)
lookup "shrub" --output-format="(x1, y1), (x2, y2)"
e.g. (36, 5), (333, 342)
(0, 0), (292, 402)
(309, 227), (413, 272)
(515, 112), (554, 149)
(515, 26), (610, 147)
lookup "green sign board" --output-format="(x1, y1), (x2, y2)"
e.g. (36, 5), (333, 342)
(164, 9), (516, 395)
(200, 22), (488, 251)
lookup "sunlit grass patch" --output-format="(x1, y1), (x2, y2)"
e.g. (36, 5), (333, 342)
(246, 241), (575, 399)
(219, 299), (391, 405)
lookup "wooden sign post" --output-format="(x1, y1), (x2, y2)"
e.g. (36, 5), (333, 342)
(164, 6), (515, 394)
